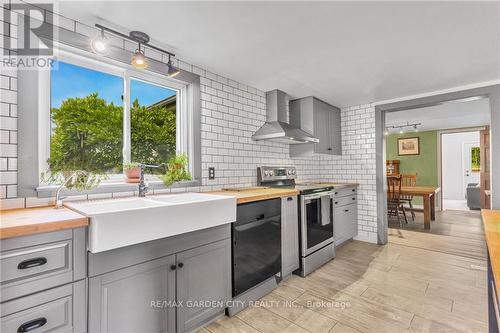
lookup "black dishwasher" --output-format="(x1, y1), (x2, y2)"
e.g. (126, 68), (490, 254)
(232, 198), (281, 297)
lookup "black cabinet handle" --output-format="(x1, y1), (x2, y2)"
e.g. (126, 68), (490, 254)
(255, 214), (265, 220)
(352, 189), (355, 192)
(170, 265), (177, 271)
(17, 257), (47, 270)
(327, 148), (333, 151)
(17, 317), (47, 332)
(335, 201), (338, 204)
(287, 197), (293, 201)
(345, 209), (349, 212)
(334, 192), (338, 195)
(352, 197), (356, 200)
(178, 262), (184, 268)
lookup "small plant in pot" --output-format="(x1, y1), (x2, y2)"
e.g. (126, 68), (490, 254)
(160, 153), (192, 187)
(123, 162), (141, 183)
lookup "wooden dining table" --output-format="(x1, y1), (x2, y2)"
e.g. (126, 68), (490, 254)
(392, 186), (441, 229)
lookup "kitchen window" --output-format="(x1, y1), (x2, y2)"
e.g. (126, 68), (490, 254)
(43, 58), (181, 183)
(16, 46), (202, 198)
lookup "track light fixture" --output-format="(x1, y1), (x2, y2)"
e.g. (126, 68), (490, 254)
(385, 121), (422, 135)
(91, 24), (179, 76)
(90, 28), (109, 55)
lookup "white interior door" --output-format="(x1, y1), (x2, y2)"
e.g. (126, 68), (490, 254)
(462, 141), (480, 199)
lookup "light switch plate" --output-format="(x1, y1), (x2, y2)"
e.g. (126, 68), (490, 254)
(208, 167), (215, 179)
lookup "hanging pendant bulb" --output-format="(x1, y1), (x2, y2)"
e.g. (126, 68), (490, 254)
(91, 29), (109, 55)
(131, 44), (148, 69)
(167, 55), (180, 77)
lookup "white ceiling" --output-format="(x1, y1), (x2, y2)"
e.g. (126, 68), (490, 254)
(57, 1), (500, 107)
(385, 97), (491, 132)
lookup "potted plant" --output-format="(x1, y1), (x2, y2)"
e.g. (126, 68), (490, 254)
(123, 162), (141, 183)
(160, 153), (192, 186)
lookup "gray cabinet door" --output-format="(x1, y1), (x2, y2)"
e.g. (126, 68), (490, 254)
(176, 239), (231, 333)
(328, 105), (341, 155)
(334, 203), (358, 246)
(281, 196), (299, 278)
(88, 255), (176, 333)
(313, 99), (330, 154)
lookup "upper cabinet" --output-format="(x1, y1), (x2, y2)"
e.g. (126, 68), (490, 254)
(289, 97), (341, 157)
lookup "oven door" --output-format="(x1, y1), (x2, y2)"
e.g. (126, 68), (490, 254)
(300, 192), (333, 256)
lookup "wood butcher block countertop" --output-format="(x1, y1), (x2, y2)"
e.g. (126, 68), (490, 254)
(208, 188), (300, 204)
(0, 207), (88, 239)
(482, 209), (500, 300)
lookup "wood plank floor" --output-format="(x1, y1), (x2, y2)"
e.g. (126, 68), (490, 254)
(203, 209), (488, 333)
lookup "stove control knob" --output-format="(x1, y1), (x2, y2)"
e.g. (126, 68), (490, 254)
(292, 169), (296, 175)
(287, 169), (292, 175)
(269, 170), (274, 176)
(264, 170), (269, 177)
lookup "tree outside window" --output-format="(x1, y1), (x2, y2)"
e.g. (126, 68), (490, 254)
(48, 61), (177, 180)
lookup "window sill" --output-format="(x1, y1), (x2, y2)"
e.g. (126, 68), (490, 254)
(36, 179), (201, 198)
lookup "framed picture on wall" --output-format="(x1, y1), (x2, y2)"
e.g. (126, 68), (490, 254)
(398, 137), (420, 155)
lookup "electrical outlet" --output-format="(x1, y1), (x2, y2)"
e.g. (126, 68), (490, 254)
(208, 167), (215, 180)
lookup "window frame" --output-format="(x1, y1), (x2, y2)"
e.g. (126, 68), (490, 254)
(40, 51), (187, 183)
(17, 36), (201, 198)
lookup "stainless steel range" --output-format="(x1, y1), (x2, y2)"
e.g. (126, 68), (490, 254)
(257, 166), (335, 276)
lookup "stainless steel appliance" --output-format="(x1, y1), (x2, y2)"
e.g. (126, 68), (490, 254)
(251, 90), (319, 144)
(257, 166), (335, 277)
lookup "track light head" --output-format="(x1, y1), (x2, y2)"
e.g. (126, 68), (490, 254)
(131, 47), (148, 69)
(91, 29), (109, 55)
(167, 56), (180, 77)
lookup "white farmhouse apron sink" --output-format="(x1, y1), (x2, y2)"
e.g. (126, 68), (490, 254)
(65, 193), (236, 253)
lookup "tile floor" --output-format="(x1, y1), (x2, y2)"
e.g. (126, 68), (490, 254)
(202, 210), (487, 333)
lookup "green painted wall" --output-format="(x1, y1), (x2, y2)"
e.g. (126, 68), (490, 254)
(386, 130), (438, 204)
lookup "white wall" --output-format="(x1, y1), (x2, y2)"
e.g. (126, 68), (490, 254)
(0, 7), (378, 243)
(441, 131), (480, 200)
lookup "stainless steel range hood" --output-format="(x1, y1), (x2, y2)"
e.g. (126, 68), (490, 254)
(251, 90), (319, 144)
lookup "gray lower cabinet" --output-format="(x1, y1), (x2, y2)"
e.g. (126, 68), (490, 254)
(333, 187), (358, 246)
(88, 232), (231, 333)
(176, 239), (231, 332)
(281, 196), (299, 278)
(334, 204), (357, 245)
(1, 280), (86, 333)
(88, 255), (176, 333)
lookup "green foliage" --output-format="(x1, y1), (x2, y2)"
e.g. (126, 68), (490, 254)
(123, 162), (140, 170)
(41, 170), (105, 190)
(131, 99), (176, 171)
(471, 147), (480, 172)
(160, 153), (192, 186)
(48, 93), (176, 180)
(50, 93), (123, 174)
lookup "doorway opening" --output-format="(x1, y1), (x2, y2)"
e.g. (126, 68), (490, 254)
(375, 86), (497, 244)
(441, 131), (481, 211)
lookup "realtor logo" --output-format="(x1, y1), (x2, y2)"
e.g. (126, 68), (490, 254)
(3, 3), (54, 56)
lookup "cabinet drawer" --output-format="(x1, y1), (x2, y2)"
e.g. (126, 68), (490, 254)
(333, 187), (357, 198)
(1, 240), (71, 285)
(0, 281), (86, 333)
(333, 195), (356, 207)
(1, 228), (86, 303)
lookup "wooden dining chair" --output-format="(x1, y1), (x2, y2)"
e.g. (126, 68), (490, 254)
(401, 173), (417, 221)
(387, 175), (408, 227)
